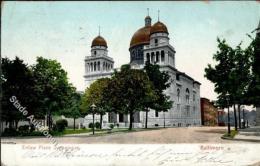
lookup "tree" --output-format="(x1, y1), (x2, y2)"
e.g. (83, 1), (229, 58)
(155, 95), (173, 128)
(32, 57), (75, 131)
(205, 37), (254, 131)
(1, 56), (77, 132)
(143, 62), (171, 128)
(205, 38), (237, 130)
(80, 78), (111, 130)
(230, 43), (251, 129)
(61, 92), (82, 130)
(247, 26), (260, 107)
(1, 57), (35, 129)
(105, 64), (155, 130)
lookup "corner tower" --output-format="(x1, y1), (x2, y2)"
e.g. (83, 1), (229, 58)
(129, 11), (152, 66)
(84, 30), (114, 88)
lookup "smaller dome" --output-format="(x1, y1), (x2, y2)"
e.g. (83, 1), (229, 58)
(145, 15), (151, 20)
(91, 36), (107, 48)
(150, 21), (168, 35)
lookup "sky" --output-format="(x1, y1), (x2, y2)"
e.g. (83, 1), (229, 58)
(2, 1), (260, 102)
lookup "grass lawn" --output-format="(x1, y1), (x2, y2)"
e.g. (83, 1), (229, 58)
(223, 129), (238, 139)
(59, 127), (162, 136)
(51, 128), (107, 136)
(1, 127), (164, 137)
(63, 128), (105, 135)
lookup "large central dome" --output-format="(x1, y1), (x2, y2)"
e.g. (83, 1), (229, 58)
(129, 26), (151, 48)
(129, 16), (168, 49)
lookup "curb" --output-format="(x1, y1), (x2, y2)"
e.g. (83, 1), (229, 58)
(221, 136), (260, 143)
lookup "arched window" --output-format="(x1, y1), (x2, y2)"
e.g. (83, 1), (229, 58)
(177, 88), (180, 102)
(161, 50), (165, 62)
(155, 39), (158, 46)
(193, 92), (196, 102)
(151, 52), (155, 63)
(87, 63), (89, 72)
(91, 63), (93, 72)
(146, 53), (150, 63)
(98, 61), (100, 71)
(94, 51), (97, 55)
(94, 62), (96, 71)
(186, 88), (190, 104)
(156, 51), (159, 62)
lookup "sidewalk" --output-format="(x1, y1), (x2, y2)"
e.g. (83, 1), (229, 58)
(234, 126), (260, 143)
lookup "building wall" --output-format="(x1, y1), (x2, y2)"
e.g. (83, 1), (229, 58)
(84, 72), (113, 88)
(200, 98), (218, 126)
(82, 64), (201, 128)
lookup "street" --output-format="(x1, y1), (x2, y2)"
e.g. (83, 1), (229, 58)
(1, 126), (245, 144)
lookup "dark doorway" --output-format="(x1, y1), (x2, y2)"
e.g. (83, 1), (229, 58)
(119, 113), (124, 122)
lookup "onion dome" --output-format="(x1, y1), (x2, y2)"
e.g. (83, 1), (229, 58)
(145, 15), (151, 20)
(150, 21), (168, 35)
(129, 26), (151, 48)
(91, 36), (107, 48)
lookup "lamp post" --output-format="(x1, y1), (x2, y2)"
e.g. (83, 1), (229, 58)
(90, 103), (96, 135)
(226, 93), (231, 136)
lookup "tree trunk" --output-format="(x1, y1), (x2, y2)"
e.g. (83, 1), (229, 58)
(15, 120), (19, 130)
(227, 105), (231, 136)
(8, 120), (13, 129)
(238, 104), (241, 129)
(233, 105), (238, 131)
(217, 111), (220, 126)
(145, 109), (148, 129)
(28, 120), (32, 132)
(48, 111), (51, 132)
(50, 114), (53, 131)
(73, 117), (76, 130)
(100, 114), (103, 129)
(129, 111), (133, 130)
